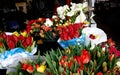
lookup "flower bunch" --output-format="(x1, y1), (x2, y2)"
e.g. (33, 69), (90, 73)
(26, 18), (59, 41)
(56, 2), (88, 23)
(44, 38), (120, 75)
(0, 31), (36, 53)
(57, 23), (83, 41)
(7, 52), (46, 75)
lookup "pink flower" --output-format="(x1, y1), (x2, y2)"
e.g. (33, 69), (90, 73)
(108, 46), (120, 58)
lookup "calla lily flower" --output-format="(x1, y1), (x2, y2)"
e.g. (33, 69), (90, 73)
(82, 2), (88, 9)
(70, 3), (82, 12)
(57, 5), (69, 19)
(67, 2), (88, 17)
(82, 26), (107, 49)
(75, 9), (86, 23)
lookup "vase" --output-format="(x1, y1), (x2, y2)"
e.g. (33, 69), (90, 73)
(0, 69), (7, 75)
(36, 40), (63, 55)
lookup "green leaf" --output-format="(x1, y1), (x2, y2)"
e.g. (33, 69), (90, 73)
(37, 50), (42, 64)
(34, 72), (44, 75)
(44, 53), (55, 74)
(58, 66), (64, 74)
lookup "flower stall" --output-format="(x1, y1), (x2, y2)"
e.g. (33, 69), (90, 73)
(26, 1), (89, 55)
(1, 1), (120, 75)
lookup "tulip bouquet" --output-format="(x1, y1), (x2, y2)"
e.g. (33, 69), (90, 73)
(44, 38), (120, 75)
(0, 31), (36, 53)
(57, 22), (85, 49)
(7, 52), (47, 75)
(0, 31), (36, 68)
(56, 1), (90, 49)
(26, 18), (60, 41)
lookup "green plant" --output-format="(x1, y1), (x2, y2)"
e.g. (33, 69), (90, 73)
(44, 40), (120, 75)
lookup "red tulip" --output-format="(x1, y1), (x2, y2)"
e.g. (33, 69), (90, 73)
(18, 35), (24, 41)
(26, 36), (33, 46)
(80, 49), (90, 64)
(96, 71), (103, 75)
(22, 41), (28, 48)
(0, 42), (3, 47)
(109, 54), (114, 61)
(7, 40), (16, 49)
(77, 64), (84, 73)
(21, 63), (28, 70)
(74, 55), (81, 64)
(68, 61), (73, 69)
(26, 65), (34, 73)
(36, 64), (40, 69)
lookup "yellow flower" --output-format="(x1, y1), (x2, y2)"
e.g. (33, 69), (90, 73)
(66, 48), (71, 54)
(21, 31), (27, 37)
(13, 31), (19, 37)
(37, 65), (46, 73)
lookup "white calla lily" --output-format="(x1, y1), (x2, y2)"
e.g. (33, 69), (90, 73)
(57, 5), (69, 19)
(70, 3), (82, 13)
(44, 18), (53, 27)
(82, 26), (107, 49)
(67, 10), (75, 17)
(82, 2), (88, 9)
(75, 9), (86, 23)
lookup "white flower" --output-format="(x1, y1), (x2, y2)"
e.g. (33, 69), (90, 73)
(70, 2), (88, 13)
(70, 2), (82, 13)
(57, 5), (69, 19)
(82, 26), (107, 49)
(44, 18), (53, 27)
(75, 9), (86, 23)
(116, 60), (120, 67)
(52, 15), (58, 19)
(82, 2), (88, 9)
(66, 10), (75, 17)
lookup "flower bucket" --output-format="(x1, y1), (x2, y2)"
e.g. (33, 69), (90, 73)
(58, 34), (85, 49)
(36, 40), (63, 55)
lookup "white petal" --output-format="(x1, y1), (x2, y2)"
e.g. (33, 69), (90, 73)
(82, 27), (107, 49)
(44, 18), (53, 27)
(75, 10), (86, 23)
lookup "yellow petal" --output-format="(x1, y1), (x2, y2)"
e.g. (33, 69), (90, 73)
(13, 31), (19, 37)
(37, 65), (46, 73)
(21, 31), (27, 37)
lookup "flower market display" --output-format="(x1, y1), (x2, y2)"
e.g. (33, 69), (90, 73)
(1, 1), (120, 75)
(25, 1), (89, 54)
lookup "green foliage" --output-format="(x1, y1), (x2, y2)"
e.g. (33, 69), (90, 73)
(44, 43), (119, 75)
